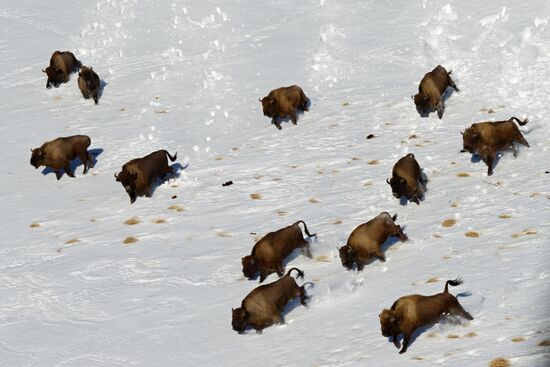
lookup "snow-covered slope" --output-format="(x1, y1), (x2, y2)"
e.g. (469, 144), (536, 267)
(1, 1), (549, 366)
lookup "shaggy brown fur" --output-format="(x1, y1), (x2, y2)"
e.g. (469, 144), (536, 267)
(260, 85), (309, 129)
(461, 117), (530, 175)
(232, 268), (309, 334)
(43, 51), (81, 89)
(242, 221), (316, 283)
(30, 135), (93, 180)
(78, 66), (101, 104)
(413, 65), (458, 119)
(339, 212), (407, 271)
(115, 150), (177, 204)
(379, 278), (473, 354)
(387, 153), (426, 204)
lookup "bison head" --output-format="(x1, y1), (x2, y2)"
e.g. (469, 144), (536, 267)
(388, 176), (407, 199)
(115, 170), (138, 204)
(412, 93), (430, 116)
(461, 128), (479, 154)
(232, 307), (249, 334)
(260, 97), (276, 117)
(338, 245), (357, 270)
(379, 309), (400, 337)
(30, 148), (44, 169)
(43, 66), (64, 88)
(241, 255), (258, 279)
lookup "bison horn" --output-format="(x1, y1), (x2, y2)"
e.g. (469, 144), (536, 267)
(42, 69), (46, 73)
(114, 172), (118, 178)
(258, 98), (262, 102)
(386, 178), (391, 184)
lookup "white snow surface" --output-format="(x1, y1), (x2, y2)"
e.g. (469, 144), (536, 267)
(1, 0), (549, 366)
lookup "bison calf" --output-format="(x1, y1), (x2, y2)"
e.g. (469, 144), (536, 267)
(242, 221), (316, 283)
(43, 51), (81, 89)
(387, 153), (426, 204)
(260, 85), (309, 130)
(461, 117), (530, 175)
(379, 278), (473, 354)
(232, 268), (309, 334)
(30, 135), (93, 180)
(115, 150), (177, 204)
(413, 65), (458, 119)
(339, 212), (407, 271)
(78, 66), (101, 104)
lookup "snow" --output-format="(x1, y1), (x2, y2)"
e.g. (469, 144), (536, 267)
(1, 0), (549, 366)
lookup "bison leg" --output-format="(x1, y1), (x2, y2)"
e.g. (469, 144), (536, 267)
(299, 286), (309, 306)
(272, 313), (284, 325)
(93, 90), (99, 104)
(485, 152), (495, 176)
(79, 152), (90, 174)
(272, 117), (282, 130)
(395, 225), (408, 242)
(392, 335), (401, 349)
(450, 304), (474, 321)
(275, 264), (284, 277)
(55, 170), (63, 180)
(376, 250), (386, 262)
(290, 111), (297, 125)
(356, 261), (365, 271)
(259, 272), (269, 283)
(436, 101), (444, 119)
(515, 135), (530, 148)
(46, 79), (52, 89)
(399, 332), (412, 354)
(449, 75), (459, 92)
(64, 164), (75, 178)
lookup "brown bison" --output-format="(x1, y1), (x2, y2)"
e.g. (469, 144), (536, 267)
(30, 135), (93, 180)
(412, 65), (458, 119)
(379, 278), (473, 354)
(242, 221), (316, 283)
(115, 150), (177, 204)
(260, 85), (309, 129)
(460, 117), (530, 175)
(339, 212), (407, 271)
(232, 268), (309, 334)
(78, 66), (101, 104)
(43, 51), (81, 89)
(387, 153), (426, 204)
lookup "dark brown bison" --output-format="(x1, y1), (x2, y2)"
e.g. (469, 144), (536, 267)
(242, 221), (316, 283)
(460, 117), (530, 175)
(232, 268), (309, 334)
(379, 278), (473, 354)
(43, 51), (81, 89)
(115, 150), (177, 204)
(78, 66), (100, 104)
(412, 65), (458, 119)
(339, 212), (407, 271)
(387, 153), (426, 204)
(260, 85), (309, 129)
(30, 135), (93, 180)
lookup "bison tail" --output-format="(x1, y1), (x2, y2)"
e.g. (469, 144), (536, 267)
(163, 150), (178, 162)
(509, 117), (528, 126)
(286, 268), (304, 279)
(444, 277), (463, 293)
(294, 220), (316, 238)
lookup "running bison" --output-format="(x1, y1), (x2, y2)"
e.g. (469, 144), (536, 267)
(461, 117), (530, 175)
(260, 85), (309, 129)
(339, 212), (407, 271)
(43, 51), (81, 88)
(232, 268), (309, 334)
(379, 278), (473, 354)
(115, 150), (177, 204)
(30, 135), (93, 180)
(78, 66), (101, 104)
(387, 153), (426, 204)
(242, 221), (316, 283)
(412, 65), (458, 119)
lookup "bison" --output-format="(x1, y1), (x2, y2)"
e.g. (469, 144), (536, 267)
(387, 153), (426, 204)
(379, 278), (473, 354)
(412, 65), (458, 119)
(242, 221), (316, 283)
(339, 212), (407, 271)
(30, 135), (93, 180)
(260, 85), (309, 129)
(460, 117), (530, 176)
(232, 268), (309, 334)
(114, 150), (177, 204)
(43, 51), (81, 89)
(78, 66), (101, 104)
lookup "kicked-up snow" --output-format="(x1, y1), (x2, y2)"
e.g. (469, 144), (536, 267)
(0, 0), (549, 366)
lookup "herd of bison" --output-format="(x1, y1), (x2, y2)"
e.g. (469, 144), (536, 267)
(32, 50), (531, 354)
